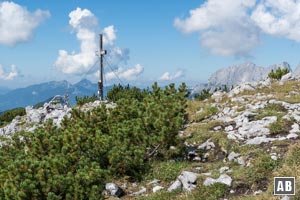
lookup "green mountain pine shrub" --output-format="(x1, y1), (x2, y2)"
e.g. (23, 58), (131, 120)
(268, 67), (290, 80)
(0, 82), (188, 199)
(0, 107), (26, 127)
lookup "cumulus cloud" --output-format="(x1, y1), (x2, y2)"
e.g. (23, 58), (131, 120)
(174, 0), (259, 56)
(55, 8), (130, 76)
(175, 0), (300, 56)
(103, 25), (116, 46)
(159, 70), (185, 81)
(0, 65), (19, 80)
(54, 8), (98, 75)
(0, 1), (50, 46)
(251, 0), (300, 41)
(105, 64), (144, 81)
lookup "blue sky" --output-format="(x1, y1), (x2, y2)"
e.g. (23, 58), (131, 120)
(1, 0), (300, 89)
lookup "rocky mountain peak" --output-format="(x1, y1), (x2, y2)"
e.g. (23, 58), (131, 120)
(208, 61), (291, 88)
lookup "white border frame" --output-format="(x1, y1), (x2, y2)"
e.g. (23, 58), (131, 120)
(274, 177), (295, 196)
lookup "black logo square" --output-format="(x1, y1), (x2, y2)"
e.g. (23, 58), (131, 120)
(274, 177), (295, 195)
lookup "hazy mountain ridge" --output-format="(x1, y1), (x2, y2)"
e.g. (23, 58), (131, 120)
(0, 86), (10, 95)
(0, 61), (296, 111)
(0, 79), (110, 112)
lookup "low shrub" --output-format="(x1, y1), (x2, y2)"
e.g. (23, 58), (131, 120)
(0, 107), (26, 127)
(75, 94), (98, 106)
(269, 118), (292, 135)
(194, 89), (212, 101)
(268, 67), (290, 80)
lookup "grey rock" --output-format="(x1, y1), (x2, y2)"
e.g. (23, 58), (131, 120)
(0, 118), (22, 136)
(245, 136), (274, 145)
(0, 100), (117, 137)
(281, 195), (290, 200)
(228, 83), (255, 97)
(105, 183), (124, 197)
(237, 157), (245, 166)
(152, 185), (164, 193)
(289, 91), (299, 96)
(211, 91), (225, 102)
(287, 133), (298, 139)
(132, 186), (147, 196)
(217, 174), (232, 186)
(213, 126), (222, 131)
(180, 171), (198, 184)
(280, 72), (293, 82)
(25, 125), (37, 133)
(178, 171), (198, 192)
(219, 166), (230, 174)
(194, 166), (202, 171)
(271, 155), (278, 161)
(254, 190), (262, 195)
(201, 172), (212, 176)
(228, 152), (240, 161)
(198, 139), (215, 150)
(203, 174), (232, 187)
(170, 146), (176, 150)
(148, 179), (160, 185)
(231, 97), (246, 104)
(193, 156), (202, 162)
(225, 125), (234, 131)
(228, 152), (245, 165)
(203, 177), (217, 186)
(237, 116), (277, 138)
(168, 171), (198, 192)
(289, 123), (300, 134)
(221, 147), (228, 154)
(223, 107), (231, 115)
(26, 106), (42, 123)
(258, 78), (271, 88)
(168, 179), (182, 192)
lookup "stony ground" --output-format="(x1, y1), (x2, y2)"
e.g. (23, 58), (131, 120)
(116, 77), (300, 200)
(1, 76), (300, 199)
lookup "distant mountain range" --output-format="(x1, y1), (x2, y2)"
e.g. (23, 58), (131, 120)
(0, 79), (112, 112)
(1, 61), (299, 112)
(0, 86), (11, 95)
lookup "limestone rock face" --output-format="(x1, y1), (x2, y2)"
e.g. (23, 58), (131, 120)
(0, 99), (115, 137)
(208, 61), (291, 88)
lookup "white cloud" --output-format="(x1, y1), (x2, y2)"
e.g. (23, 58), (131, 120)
(175, 0), (300, 56)
(0, 65), (19, 80)
(0, 1), (50, 46)
(174, 0), (259, 56)
(54, 8), (98, 75)
(103, 25), (117, 46)
(55, 8), (129, 76)
(251, 0), (300, 41)
(159, 70), (185, 81)
(105, 64), (144, 81)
